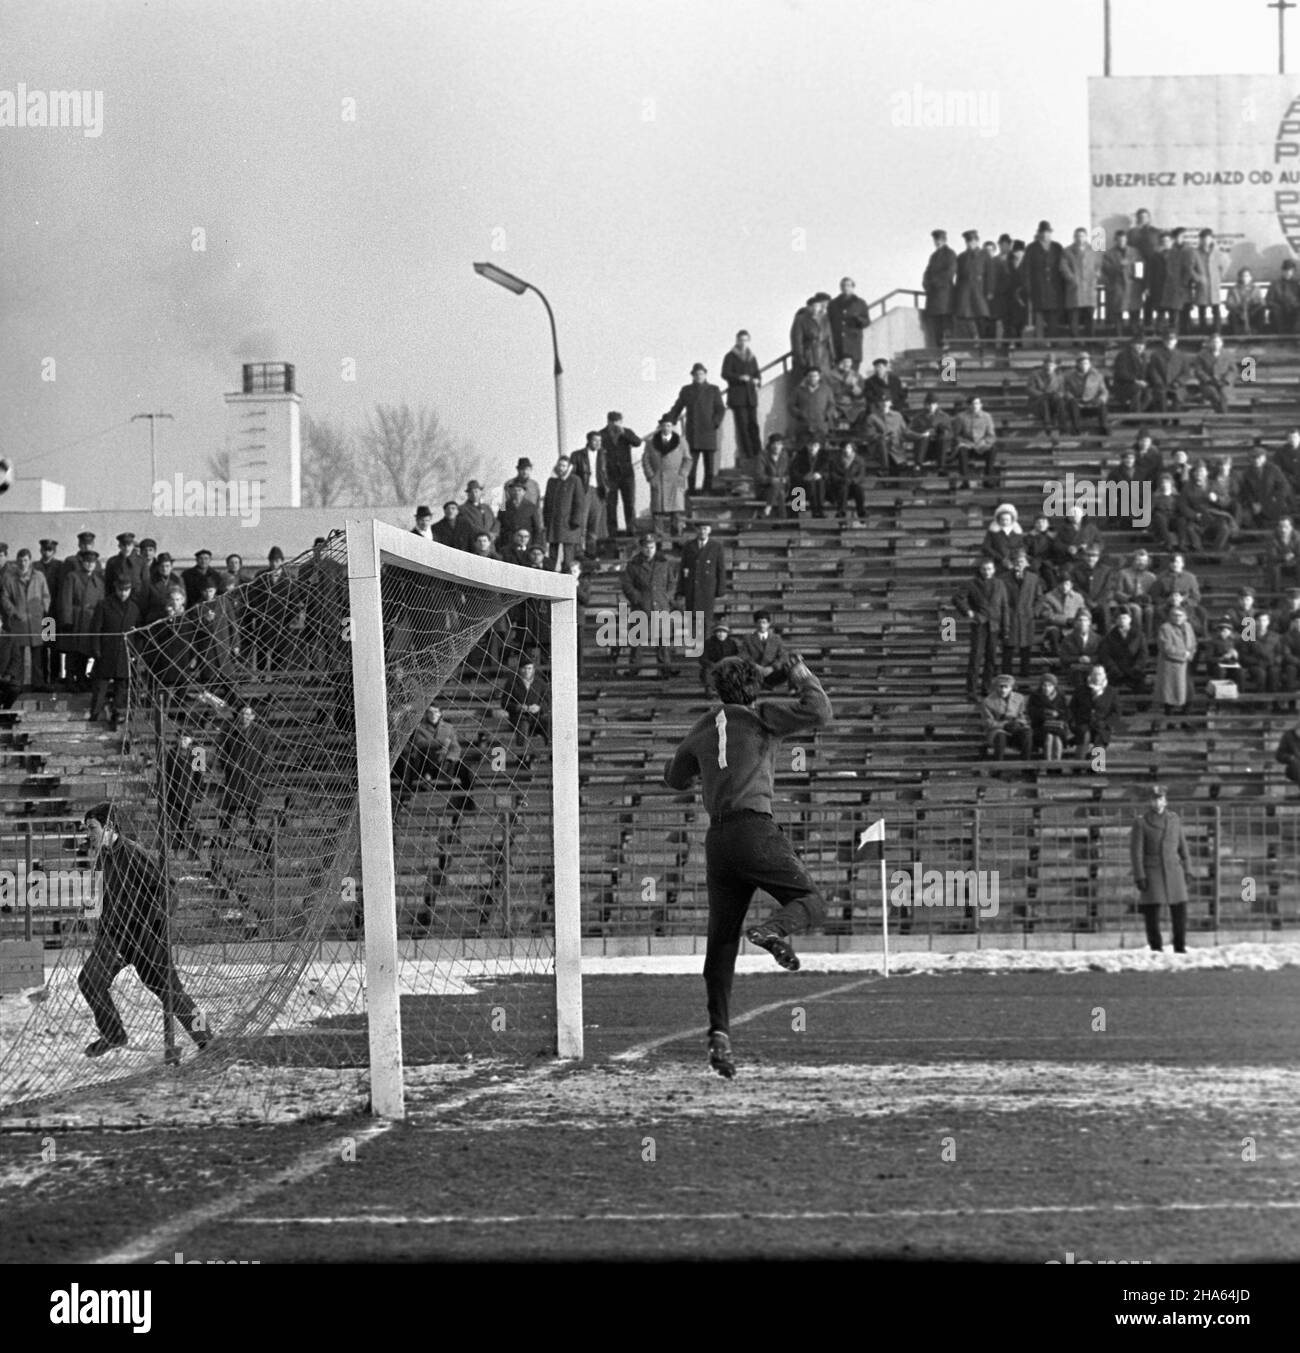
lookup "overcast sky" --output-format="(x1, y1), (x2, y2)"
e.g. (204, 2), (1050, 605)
(0, 0), (1283, 509)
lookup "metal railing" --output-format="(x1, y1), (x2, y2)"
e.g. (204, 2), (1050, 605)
(760, 289), (927, 379)
(581, 797), (1300, 939)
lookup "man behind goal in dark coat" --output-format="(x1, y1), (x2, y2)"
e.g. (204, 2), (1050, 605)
(663, 653), (832, 1078)
(76, 802), (210, 1059)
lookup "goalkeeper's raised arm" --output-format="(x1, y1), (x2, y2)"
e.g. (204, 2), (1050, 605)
(660, 653), (833, 1078)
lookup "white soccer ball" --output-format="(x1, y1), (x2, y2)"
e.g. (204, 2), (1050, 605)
(0, 457), (12, 494)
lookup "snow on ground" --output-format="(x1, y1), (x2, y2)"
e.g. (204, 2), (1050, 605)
(1, 941), (1296, 1127)
(420, 1061), (1300, 1130)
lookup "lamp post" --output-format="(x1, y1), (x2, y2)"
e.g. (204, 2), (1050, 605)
(472, 262), (566, 459)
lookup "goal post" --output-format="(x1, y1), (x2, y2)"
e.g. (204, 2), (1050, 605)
(346, 518), (584, 1119)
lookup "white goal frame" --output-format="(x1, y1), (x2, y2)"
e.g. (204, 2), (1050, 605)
(345, 517), (583, 1118)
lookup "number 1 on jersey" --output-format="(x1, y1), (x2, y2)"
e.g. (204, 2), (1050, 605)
(715, 709), (728, 768)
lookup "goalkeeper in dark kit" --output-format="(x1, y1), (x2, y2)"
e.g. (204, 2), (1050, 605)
(663, 653), (832, 1078)
(76, 802), (211, 1058)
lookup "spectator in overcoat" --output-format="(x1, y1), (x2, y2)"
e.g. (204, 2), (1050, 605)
(1129, 785), (1192, 952)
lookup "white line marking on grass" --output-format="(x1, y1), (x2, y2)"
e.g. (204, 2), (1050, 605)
(611, 974), (890, 1062)
(90, 1064), (571, 1265)
(91, 1120), (395, 1265)
(234, 1199), (1300, 1228)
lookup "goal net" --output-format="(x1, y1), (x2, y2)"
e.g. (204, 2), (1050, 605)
(0, 520), (582, 1122)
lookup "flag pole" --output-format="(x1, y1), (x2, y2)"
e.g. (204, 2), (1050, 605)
(880, 854), (890, 978)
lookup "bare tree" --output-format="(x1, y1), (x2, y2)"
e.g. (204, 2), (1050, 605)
(355, 403), (481, 508)
(301, 415), (358, 508)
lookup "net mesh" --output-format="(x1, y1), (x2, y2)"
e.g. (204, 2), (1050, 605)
(0, 528), (568, 1122)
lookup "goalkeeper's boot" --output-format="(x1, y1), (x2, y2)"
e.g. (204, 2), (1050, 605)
(746, 920), (800, 971)
(707, 1031), (735, 1079)
(84, 1035), (128, 1058)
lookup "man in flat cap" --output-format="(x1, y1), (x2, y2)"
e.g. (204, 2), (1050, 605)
(58, 549), (105, 691)
(922, 229), (958, 347)
(76, 802), (211, 1058)
(65, 531), (103, 582)
(104, 531), (145, 599)
(182, 548), (224, 609)
(1129, 784), (1193, 953)
(789, 292), (834, 382)
(600, 411), (643, 541)
(33, 539), (64, 689)
(667, 363), (727, 496)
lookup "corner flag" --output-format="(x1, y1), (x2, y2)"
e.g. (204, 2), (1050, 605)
(856, 819), (886, 860)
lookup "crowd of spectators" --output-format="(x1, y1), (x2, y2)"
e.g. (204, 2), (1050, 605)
(6, 205), (1300, 813)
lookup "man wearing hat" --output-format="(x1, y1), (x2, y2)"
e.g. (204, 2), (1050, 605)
(65, 531), (103, 581)
(698, 616), (738, 693)
(411, 505), (435, 541)
(667, 364), (727, 496)
(863, 356), (909, 415)
(504, 458), (542, 508)
(1161, 227), (1198, 333)
(104, 532), (145, 598)
(922, 229), (958, 347)
(58, 549), (105, 691)
(954, 230), (990, 340)
(980, 673), (1030, 761)
(497, 478), (543, 552)
(789, 293), (834, 382)
(33, 539), (65, 689)
(599, 412), (643, 541)
(76, 802), (211, 1058)
(89, 568), (142, 730)
(1022, 220), (1065, 338)
(1129, 784), (1192, 953)
(678, 520), (728, 638)
(458, 480), (497, 552)
(182, 548), (224, 609)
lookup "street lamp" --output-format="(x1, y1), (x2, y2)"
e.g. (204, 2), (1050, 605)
(472, 262), (566, 459)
